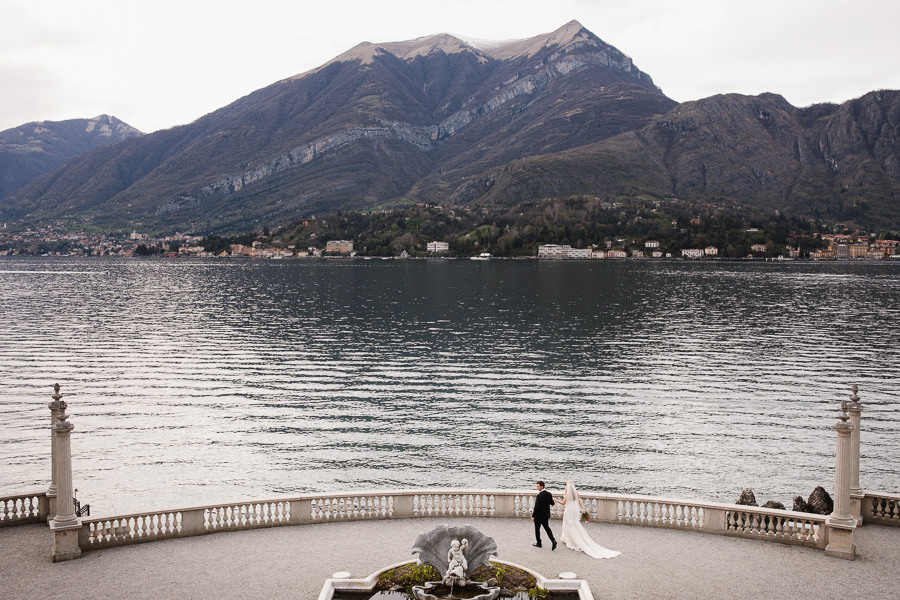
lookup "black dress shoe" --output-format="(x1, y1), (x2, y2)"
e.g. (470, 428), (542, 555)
(552, 540), (557, 550)
(532, 543), (542, 547)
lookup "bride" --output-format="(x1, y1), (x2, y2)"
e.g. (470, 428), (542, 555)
(557, 481), (620, 559)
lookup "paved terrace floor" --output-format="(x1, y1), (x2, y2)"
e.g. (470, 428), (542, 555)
(2, 517), (898, 599)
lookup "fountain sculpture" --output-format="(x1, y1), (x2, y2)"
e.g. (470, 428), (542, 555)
(410, 525), (501, 600)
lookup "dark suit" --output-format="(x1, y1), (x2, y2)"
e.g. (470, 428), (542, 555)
(532, 488), (556, 546)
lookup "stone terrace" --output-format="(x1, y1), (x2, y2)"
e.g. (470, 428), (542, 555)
(2, 516), (898, 600)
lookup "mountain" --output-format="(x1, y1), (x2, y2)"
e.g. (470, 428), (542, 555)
(0, 115), (142, 201)
(3, 21), (899, 234)
(471, 90), (900, 229)
(1, 21), (674, 233)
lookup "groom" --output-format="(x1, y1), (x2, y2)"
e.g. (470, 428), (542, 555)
(531, 480), (557, 550)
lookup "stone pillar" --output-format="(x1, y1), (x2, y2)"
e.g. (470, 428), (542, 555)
(49, 392), (82, 562)
(847, 385), (864, 524)
(47, 383), (63, 522)
(825, 400), (856, 560)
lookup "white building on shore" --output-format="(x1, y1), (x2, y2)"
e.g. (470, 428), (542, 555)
(537, 244), (601, 260)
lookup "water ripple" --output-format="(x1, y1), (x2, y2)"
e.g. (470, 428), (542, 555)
(1, 257), (899, 516)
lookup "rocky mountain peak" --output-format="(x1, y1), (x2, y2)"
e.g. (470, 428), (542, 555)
(481, 19), (597, 60)
(0, 114), (142, 200)
(380, 33), (485, 61)
(309, 32), (487, 75)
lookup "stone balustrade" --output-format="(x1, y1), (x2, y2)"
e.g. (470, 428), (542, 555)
(862, 493), (900, 525)
(69, 488), (836, 552)
(0, 491), (48, 527)
(7, 382), (886, 562)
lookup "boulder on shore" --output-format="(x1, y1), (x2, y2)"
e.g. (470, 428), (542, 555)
(736, 489), (758, 506)
(792, 496), (811, 512)
(806, 486), (834, 515)
(762, 500), (786, 510)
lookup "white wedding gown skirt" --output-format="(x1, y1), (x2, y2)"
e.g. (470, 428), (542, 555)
(560, 494), (620, 559)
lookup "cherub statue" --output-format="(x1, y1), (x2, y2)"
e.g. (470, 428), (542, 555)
(444, 538), (469, 585)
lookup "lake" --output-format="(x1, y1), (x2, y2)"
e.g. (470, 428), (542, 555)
(1, 256), (898, 516)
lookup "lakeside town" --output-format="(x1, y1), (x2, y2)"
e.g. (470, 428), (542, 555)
(2, 222), (899, 260)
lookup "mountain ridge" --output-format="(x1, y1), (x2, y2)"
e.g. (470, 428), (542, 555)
(0, 115), (142, 201)
(2, 21), (898, 233)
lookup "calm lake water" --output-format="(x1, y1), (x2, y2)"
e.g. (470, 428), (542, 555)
(1, 256), (899, 516)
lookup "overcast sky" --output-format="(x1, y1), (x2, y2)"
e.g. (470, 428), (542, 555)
(2, 0), (899, 133)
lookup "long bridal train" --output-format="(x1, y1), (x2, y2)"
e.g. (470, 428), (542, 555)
(559, 481), (621, 559)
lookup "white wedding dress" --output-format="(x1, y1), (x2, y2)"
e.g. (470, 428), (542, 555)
(560, 481), (620, 559)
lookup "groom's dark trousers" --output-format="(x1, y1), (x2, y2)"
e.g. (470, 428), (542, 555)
(532, 488), (556, 546)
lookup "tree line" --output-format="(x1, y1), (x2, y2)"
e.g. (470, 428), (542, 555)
(235, 196), (887, 258)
